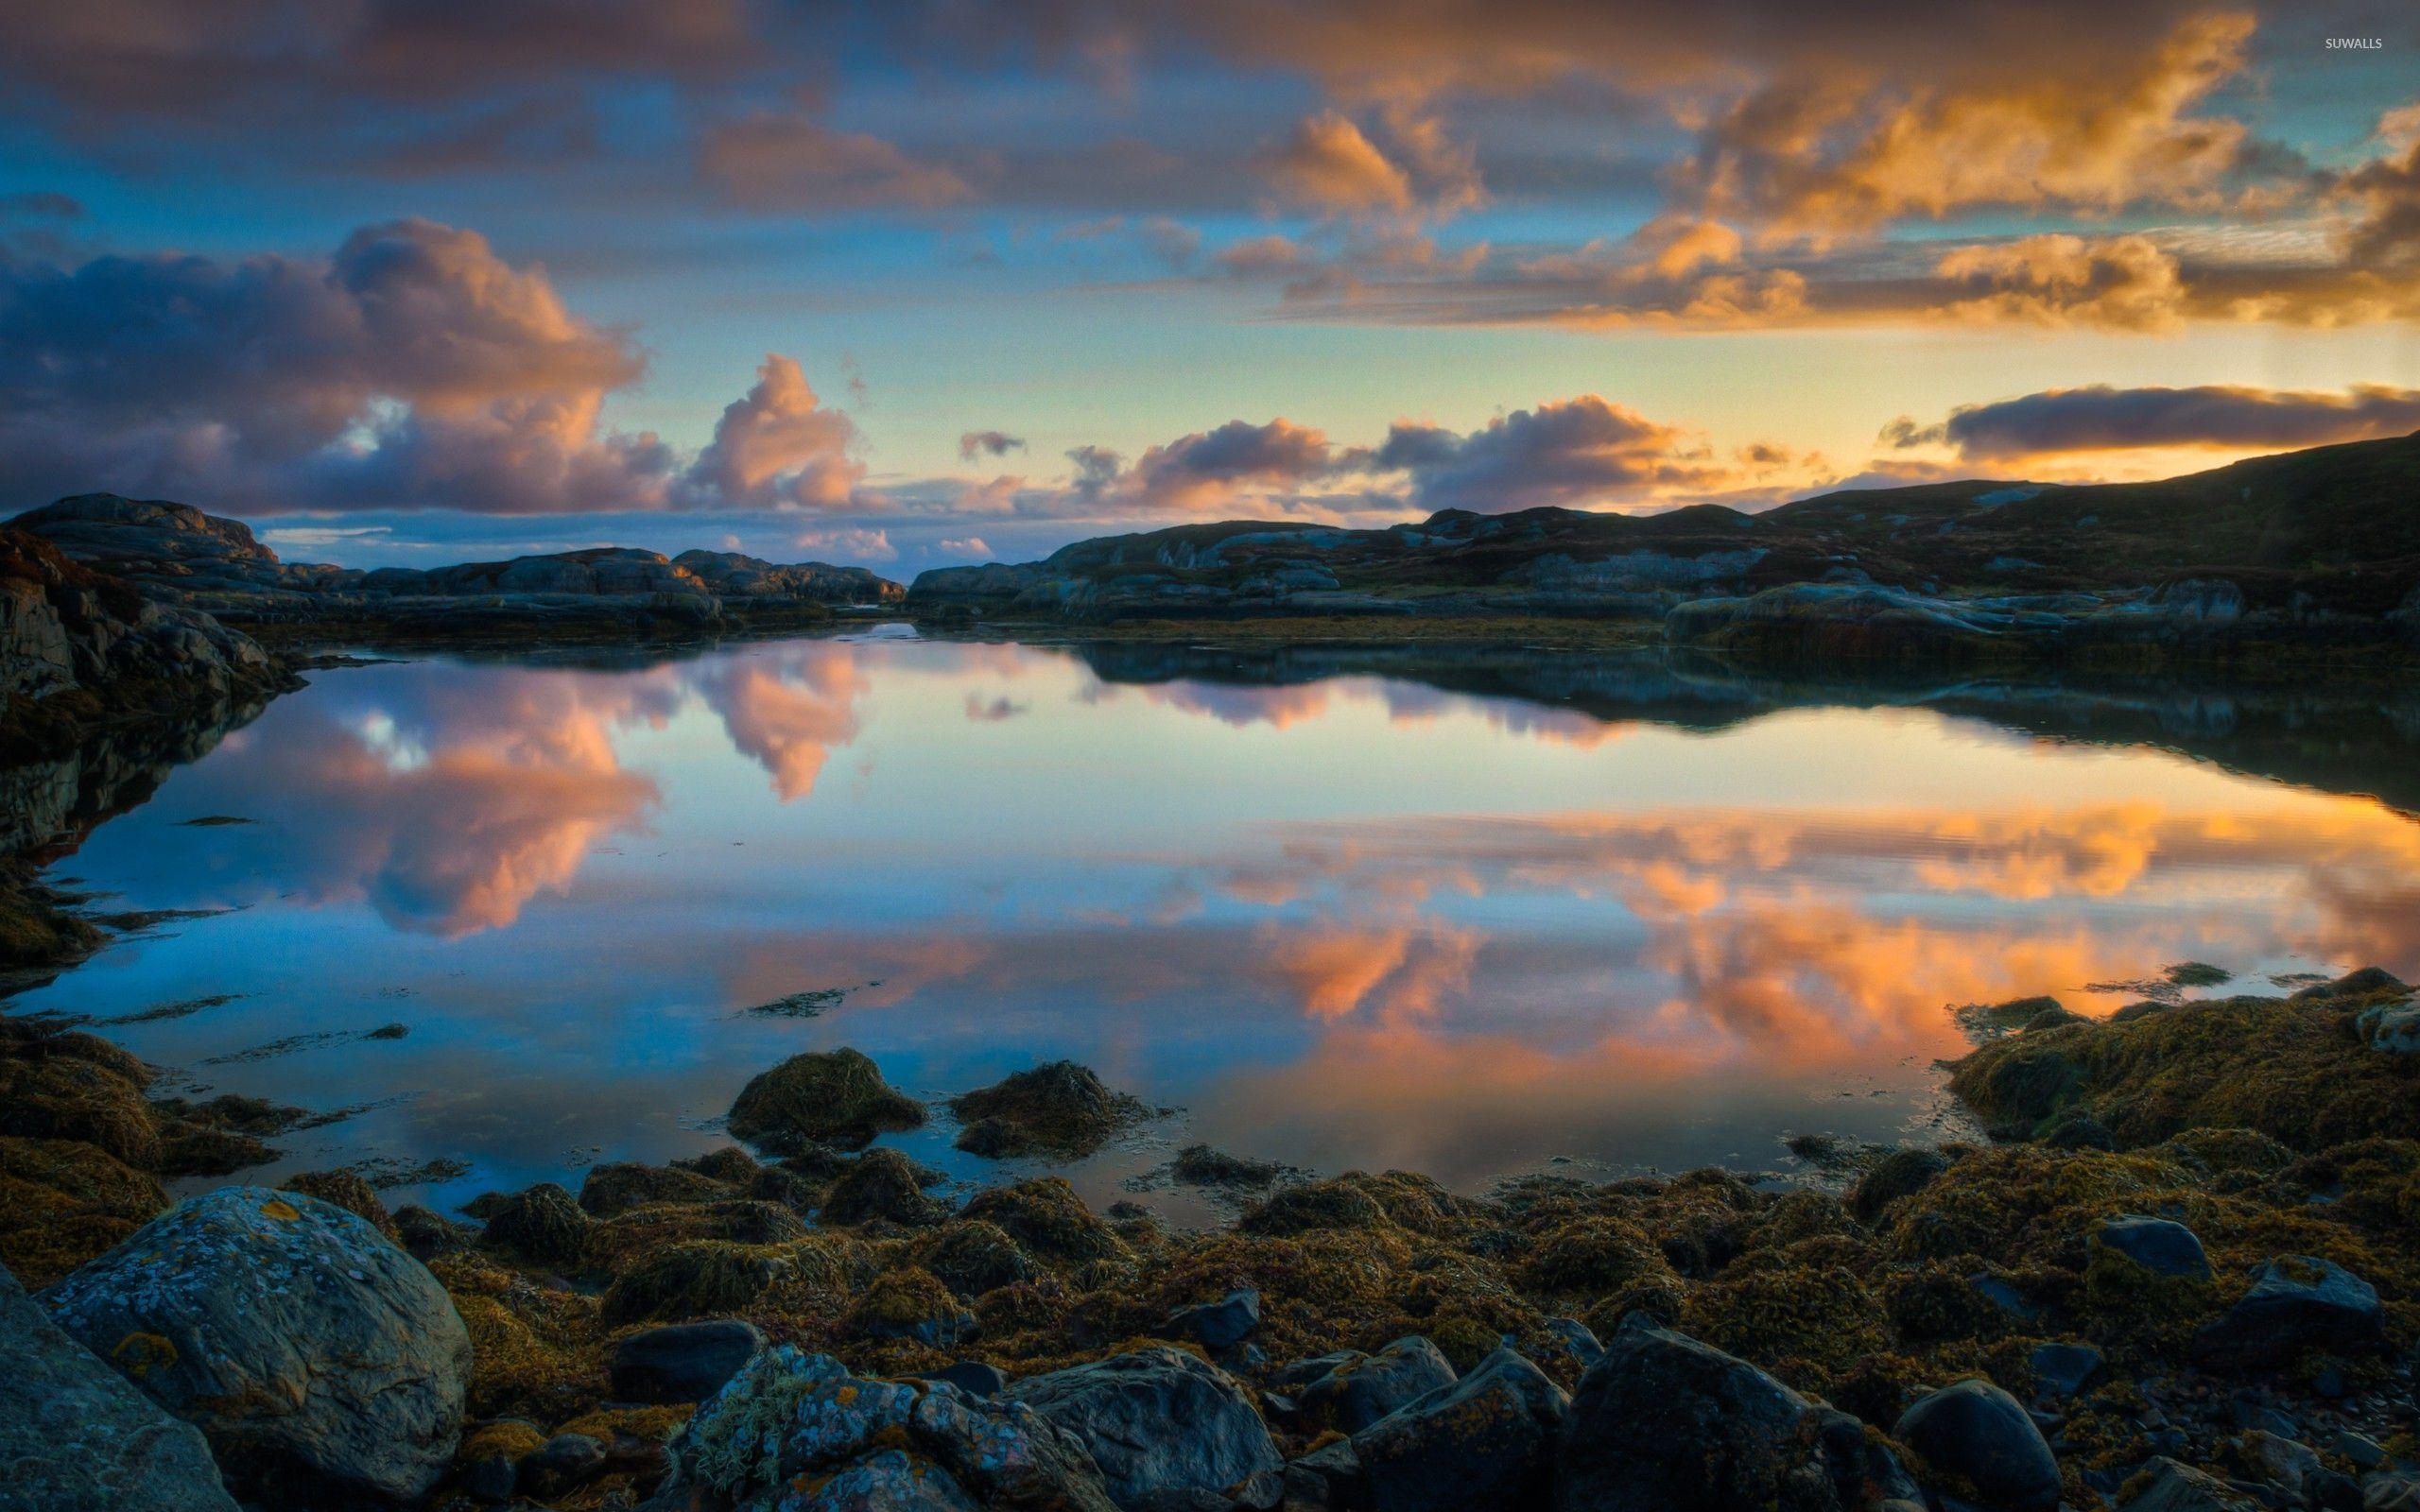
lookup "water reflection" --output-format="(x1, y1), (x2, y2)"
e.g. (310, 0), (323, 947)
(11, 633), (2418, 1209)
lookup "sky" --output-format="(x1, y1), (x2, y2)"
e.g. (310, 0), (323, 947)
(3, 0), (2419, 578)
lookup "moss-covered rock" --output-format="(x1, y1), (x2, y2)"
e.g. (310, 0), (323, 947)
(279, 1169), (398, 1239)
(482, 1182), (592, 1269)
(818, 1147), (947, 1228)
(0, 1133), (168, 1285)
(914, 1220), (1037, 1297)
(577, 1160), (732, 1218)
(948, 1060), (1148, 1159)
(961, 1177), (1127, 1265)
(725, 1048), (925, 1154)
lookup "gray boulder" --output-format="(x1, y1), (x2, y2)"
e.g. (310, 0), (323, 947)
(2358, 1001), (2420, 1054)
(659, 1347), (1115, 1512)
(1893, 1379), (2061, 1512)
(1276, 1336), (1458, 1435)
(1006, 1345), (1281, 1507)
(39, 1187), (471, 1505)
(2191, 1257), (2384, 1371)
(2121, 1457), (2263, 1512)
(2027, 1341), (2103, 1400)
(1353, 1347), (1567, 1512)
(1165, 1287), (1261, 1351)
(2093, 1215), (2212, 1281)
(0, 1262), (238, 1512)
(610, 1320), (769, 1404)
(1554, 1315), (1887, 1512)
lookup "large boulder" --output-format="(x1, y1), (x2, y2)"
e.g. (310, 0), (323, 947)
(1893, 1379), (2061, 1512)
(0, 1261), (238, 1512)
(1352, 1346), (1567, 1512)
(655, 1346), (1115, 1512)
(2191, 1256), (2384, 1371)
(727, 1049), (925, 1153)
(1004, 1345), (1281, 1507)
(1274, 1336), (1458, 1435)
(610, 1320), (769, 1404)
(1554, 1315), (1883, 1512)
(38, 1187), (470, 1505)
(2091, 1215), (2211, 1281)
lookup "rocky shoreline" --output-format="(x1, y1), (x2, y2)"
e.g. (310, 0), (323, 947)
(2, 969), (2414, 1512)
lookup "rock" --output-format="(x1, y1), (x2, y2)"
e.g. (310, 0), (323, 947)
(727, 1048), (925, 1154)
(0, 1260), (239, 1512)
(2122, 1457), (2264, 1512)
(1535, 1317), (1604, 1369)
(821, 1147), (949, 1227)
(948, 1061), (1147, 1159)
(1277, 1336), (1458, 1435)
(1848, 1147), (1953, 1224)
(481, 1180), (590, 1267)
(278, 1169), (397, 1238)
(1969, 1271), (2047, 1325)
(2242, 1430), (2358, 1510)
(1893, 1379), (2061, 1512)
(520, 1432), (607, 1499)
(610, 1320), (769, 1404)
(801, 1448), (983, 1510)
(658, 1346), (1115, 1512)
(847, 1269), (977, 1348)
(2191, 1257), (2384, 1371)
(579, 1160), (733, 1217)
(2336, 1433), (2387, 1471)
(915, 1221), (1036, 1297)
(1284, 1438), (1373, 1511)
(2357, 1002), (2420, 1054)
(1006, 1345), (1281, 1507)
(2028, 1341), (2104, 1399)
(1353, 1347), (1566, 1512)
(2094, 1214), (2213, 1281)
(38, 1187), (470, 1505)
(2366, 1475), (2420, 1512)
(914, 1362), (1010, 1399)
(1554, 1315), (1880, 1512)
(2291, 968), (2410, 1002)
(960, 1177), (1126, 1263)
(1166, 1288), (1261, 1351)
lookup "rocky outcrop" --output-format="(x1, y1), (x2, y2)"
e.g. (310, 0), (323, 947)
(1003, 1345), (1282, 1507)
(9, 493), (904, 640)
(1554, 1315), (1894, 1512)
(726, 1047), (927, 1153)
(0, 1260), (239, 1512)
(653, 1346), (1117, 1512)
(39, 1187), (473, 1505)
(1352, 1346), (1568, 1512)
(905, 432), (2420, 668)
(1272, 1335), (1458, 1435)
(949, 1059), (1150, 1159)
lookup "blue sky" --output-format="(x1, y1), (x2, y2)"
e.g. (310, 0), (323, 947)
(4, 1), (2419, 576)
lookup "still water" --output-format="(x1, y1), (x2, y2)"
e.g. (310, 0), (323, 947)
(17, 628), (2419, 1218)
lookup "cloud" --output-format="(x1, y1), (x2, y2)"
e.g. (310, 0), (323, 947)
(1889, 383), (2420, 460)
(935, 535), (993, 557)
(791, 525), (895, 562)
(686, 353), (864, 509)
(1931, 233), (2190, 331)
(958, 429), (1026, 460)
(698, 107), (975, 212)
(2343, 111), (2420, 266)
(0, 219), (879, 516)
(1374, 395), (1737, 511)
(1672, 11), (2273, 242)
(1256, 112), (1414, 215)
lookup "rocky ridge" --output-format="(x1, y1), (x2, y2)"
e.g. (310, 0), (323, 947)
(907, 432), (2420, 670)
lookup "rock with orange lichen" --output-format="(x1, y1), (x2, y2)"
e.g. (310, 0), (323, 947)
(38, 1187), (471, 1506)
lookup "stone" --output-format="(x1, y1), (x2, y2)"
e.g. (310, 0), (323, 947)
(821, 1147), (949, 1227)
(2191, 1257), (2385, 1371)
(1166, 1287), (1262, 1351)
(727, 1049), (925, 1154)
(1535, 1316), (1604, 1368)
(2357, 1002), (2420, 1054)
(659, 1347), (1115, 1512)
(1006, 1345), (1281, 1507)
(948, 1060), (1146, 1159)
(2122, 1457), (2264, 1512)
(1284, 1437), (1373, 1511)
(1848, 1147), (1955, 1224)
(520, 1432), (607, 1498)
(2028, 1341), (2104, 1399)
(2291, 968), (2410, 1002)
(1554, 1315), (1882, 1512)
(1893, 1379), (2062, 1512)
(39, 1187), (470, 1506)
(796, 1448), (982, 1510)
(1278, 1336), (1459, 1435)
(610, 1320), (769, 1404)
(2365, 1475), (2420, 1512)
(0, 1260), (239, 1512)
(913, 1362), (1009, 1399)
(2094, 1215), (2213, 1281)
(480, 1180), (590, 1267)
(1353, 1347), (1566, 1512)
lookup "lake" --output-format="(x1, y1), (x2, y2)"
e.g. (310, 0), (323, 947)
(15, 628), (2419, 1221)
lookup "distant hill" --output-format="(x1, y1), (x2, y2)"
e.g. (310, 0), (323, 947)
(906, 433), (2420, 664)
